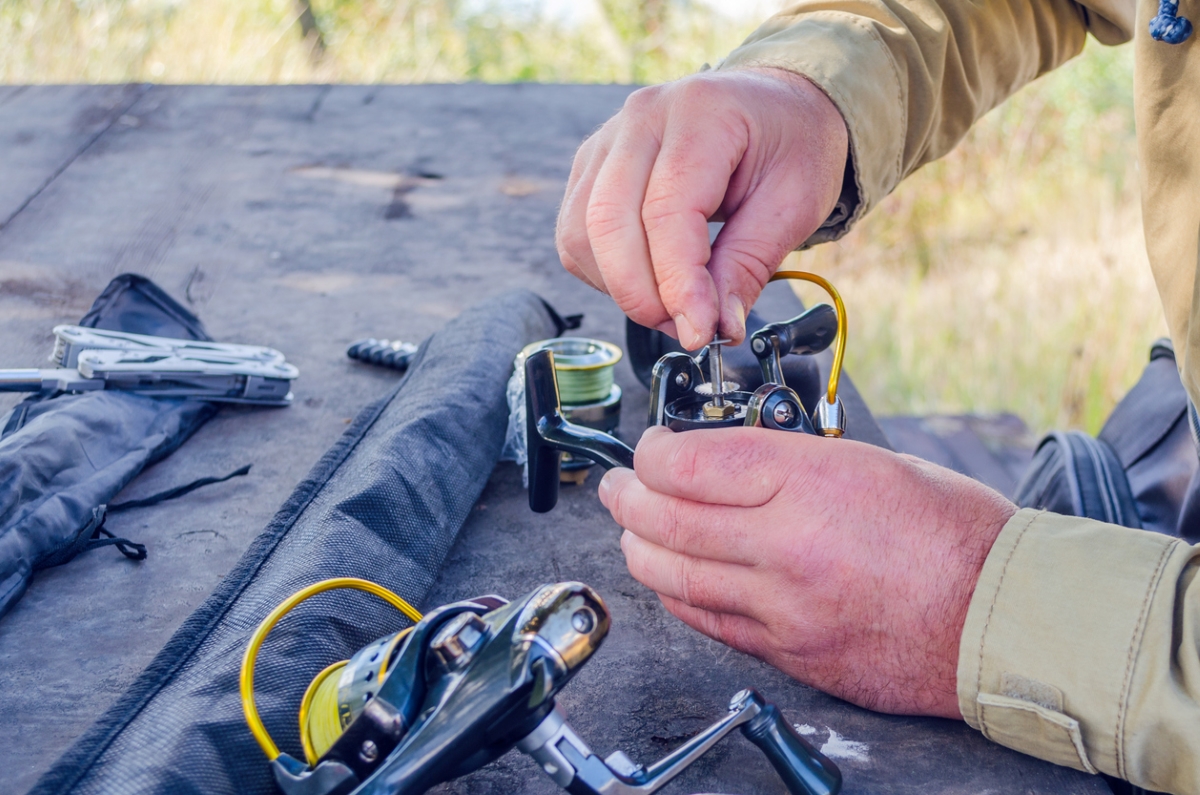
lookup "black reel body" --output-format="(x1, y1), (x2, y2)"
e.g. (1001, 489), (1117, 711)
(526, 302), (843, 512)
(257, 582), (841, 795)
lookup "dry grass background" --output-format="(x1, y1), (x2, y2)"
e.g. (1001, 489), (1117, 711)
(2, 0), (1164, 433)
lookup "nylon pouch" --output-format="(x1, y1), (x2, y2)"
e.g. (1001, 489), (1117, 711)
(31, 289), (559, 795)
(0, 274), (218, 619)
(1015, 340), (1199, 539)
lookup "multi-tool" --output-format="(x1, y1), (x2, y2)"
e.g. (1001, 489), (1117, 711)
(0, 326), (298, 406)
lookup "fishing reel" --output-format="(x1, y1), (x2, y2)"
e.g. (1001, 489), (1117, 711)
(526, 271), (849, 512)
(242, 580), (842, 795)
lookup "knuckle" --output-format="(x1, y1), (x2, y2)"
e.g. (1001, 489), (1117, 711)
(640, 188), (688, 228)
(623, 85), (661, 115)
(673, 555), (700, 606)
(556, 225), (592, 265)
(717, 245), (775, 288)
(672, 74), (725, 109)
(584, 199), (630, 247)
(666, 432), (703, 491)
(606, 282), (665, 326)
(716, 615), (762, 657)
(658, 497), (686, 550)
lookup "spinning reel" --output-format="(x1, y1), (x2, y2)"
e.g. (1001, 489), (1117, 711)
(526, 272), (849, 512)
(242, 580), (842, 795)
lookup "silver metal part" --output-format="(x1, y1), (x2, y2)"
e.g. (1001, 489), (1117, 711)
(692, 380), (739, 397)
(773, 401), (796, 426)
(50, 325), (289, 369)
(814, 396), (847, 438)
(702, 337), (736, 420)
(744, 384), (813, 434)
(430, 613), (489, 672)
(0, 325), (298, 405)
(359, 740), (379, 763)
(519, 690), (768, 795)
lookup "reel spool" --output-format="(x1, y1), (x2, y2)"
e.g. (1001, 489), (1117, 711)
(240, 578), (423, 768)
(517, 338), (623, 484)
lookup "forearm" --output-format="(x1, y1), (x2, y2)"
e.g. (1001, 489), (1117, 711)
(716, 0), (1134, 243)
(959, 509), (1200, 793)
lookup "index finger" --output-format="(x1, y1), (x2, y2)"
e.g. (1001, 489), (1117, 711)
(632, 425), (813, 506)
(599, 467), (761, 564)
(640, 87), (749, 348)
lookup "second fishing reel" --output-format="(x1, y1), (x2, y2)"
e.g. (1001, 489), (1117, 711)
(242, 580), (842, 795)
(525, 272), (849, 512)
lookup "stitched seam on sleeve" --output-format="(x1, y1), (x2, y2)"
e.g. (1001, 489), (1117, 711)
(847, 14), (906, 190)
(973, 510), (1040, 729)
(1113, 537), (1179, 779)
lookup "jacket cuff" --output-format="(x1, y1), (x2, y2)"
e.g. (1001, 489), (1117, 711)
(957, 508), (1181, 777)
(715, 11), (906, 244)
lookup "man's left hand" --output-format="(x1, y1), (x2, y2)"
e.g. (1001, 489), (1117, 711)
(599, 425), (1017, 718)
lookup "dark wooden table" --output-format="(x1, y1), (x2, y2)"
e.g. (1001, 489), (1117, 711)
(0, 84), (1083, 795)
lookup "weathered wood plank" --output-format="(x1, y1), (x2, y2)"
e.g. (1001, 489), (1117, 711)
(0, 84), (146, 229)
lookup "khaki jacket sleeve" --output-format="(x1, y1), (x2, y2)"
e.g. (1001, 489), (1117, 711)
(957, 509), (1200, 793)
(715, 0), (1134, 244)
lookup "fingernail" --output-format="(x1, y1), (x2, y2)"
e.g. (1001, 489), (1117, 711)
(598, 472), (612, 503)
(673, 313), (699, 349)
(726, 295), (746, 340)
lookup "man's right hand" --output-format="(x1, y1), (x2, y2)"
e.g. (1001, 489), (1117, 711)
(556, 67), (848, 348)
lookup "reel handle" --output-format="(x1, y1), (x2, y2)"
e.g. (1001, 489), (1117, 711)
(741, 700), (842, 795)
(750, 304), (838, 387)
(525, 349), (635, 513)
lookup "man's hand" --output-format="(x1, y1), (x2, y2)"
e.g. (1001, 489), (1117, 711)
(599, 426), (1017, 718)
(557, 68), (848, 348)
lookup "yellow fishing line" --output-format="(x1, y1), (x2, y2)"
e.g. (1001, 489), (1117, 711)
(299, 660), (347, 765)
(240, 578), (422, 762)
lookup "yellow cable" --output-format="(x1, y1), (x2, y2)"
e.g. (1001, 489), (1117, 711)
(240, 577), (423, 762)
(768, 271), (847, 405)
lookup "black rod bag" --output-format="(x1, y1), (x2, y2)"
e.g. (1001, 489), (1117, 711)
(31, 289), (559, 795)
(0, 275), (218, 618)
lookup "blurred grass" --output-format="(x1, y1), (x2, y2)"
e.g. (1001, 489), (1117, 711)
(789, 41), (1164, 434)
(0, 0), (752, 84)
(1, 1), (1166, 433)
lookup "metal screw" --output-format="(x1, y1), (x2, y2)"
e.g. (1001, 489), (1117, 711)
(752, 338), (766, 354)
(674, 371), (690, 388)
(772, 401), (796, 426)
(360, 740), (379, 763)
(571, 607), (596, 634)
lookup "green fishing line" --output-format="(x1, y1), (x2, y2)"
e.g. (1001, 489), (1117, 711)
(521, 338), (623, 405)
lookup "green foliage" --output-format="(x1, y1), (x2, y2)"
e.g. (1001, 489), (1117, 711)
(0, 0), (757, 83)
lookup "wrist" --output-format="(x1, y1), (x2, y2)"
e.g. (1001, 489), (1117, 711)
(719, 66), (849, 245)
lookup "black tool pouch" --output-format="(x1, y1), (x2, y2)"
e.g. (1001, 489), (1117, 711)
(0, 274), (218, 618)
(1015, 340), (1200, 540)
